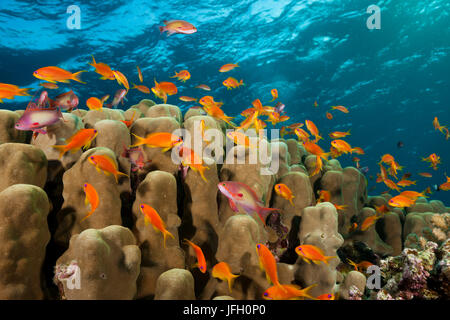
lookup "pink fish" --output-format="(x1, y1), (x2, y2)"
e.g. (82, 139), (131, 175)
(121, 145), (151, 171)
(37, 91), (51, 108)
(15, 103), (64, 136)
(50, 90), (79, 111)
(159, 20), (197, 36)
(218, 181), (279, 225)
(106, 89), (127, 108)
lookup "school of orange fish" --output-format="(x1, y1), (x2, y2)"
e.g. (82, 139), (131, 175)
(0, 19), (448, 300)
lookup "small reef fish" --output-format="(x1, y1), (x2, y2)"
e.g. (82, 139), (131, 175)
(158, 81), (178, 96)
(360, 214), (382, 231)
(274, 102), (285, 114)
(183, 239), (207, 273)
(388, 195), (416, 208)
(170, 70), (191, 82)
(81, 183), (99, 222)
(112, 70), (130, 91)
(40, 82), (59, 89)
(218, 181), (279, 225)
(88, 154), (129, 183)
(211, 262), (239, 293)
(330, 105), (349, 113)
(326, 112), (333, 120)
(140, 204), (175, 248)
(433, 116), (446, 133)
(263, 284), (317, 300)
(383, 179), (401, 192)
(137, 66), (143, 82)
(270, 89), (278, 101)
(179, 96), (197, 102)
(223, 77), (244, 89)
(256, 243), (284, 289)
(294, 128), (310, 143)
(329, 129), (351, 139)
(219, 63), (239, 72)
(195, 84), (211, 91)
(86, 95), (109, 111)
(0, 84), (31, 102)
(33, 66), (86, 84)
(274, 183), (295, 206)
(50, 90), (79, 111)
(177, 145), (209, 182)
(438, 176), (450, 191)
(419, 172), (432, 178)
(151, 79), (168, 103)
(89, 55), (115, 80)
(203, 104), (234, 127)
(374, 204), (390, 215)
(15, 103), (64, 136)
(199, 96), (223, 108)
(347, 259), (374, 272)
(159, 20), (197, 36)
(399, 190), (427, 200)
(295, 244), (336, 265)
(314, 101), (318, 107)
(352, 147), (365, 155)
(130, 132), (183, 152)
(132, 83), (150, 94)
(316, 293), (335, 300)
(121, 145), (150, 172)
(331, 139), (357, 154)
(397, 179), (416, 187)
(422, 153), (440, 170)
(106, 89), (127, 108)
(226, 131), (258, 149)
(317, 190), (331, 203)
(52, 129), (98, 159)
(305, 120), (322, 142)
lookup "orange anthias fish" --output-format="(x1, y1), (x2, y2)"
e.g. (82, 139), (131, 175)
(379, 154), (395, 165)
(137, 66), (143, 82)
(195, 84), (211, 91)
(89, 55), (115, 80)
(88, 154), (129, 183)
(177, 146), (210, 182)
(305, 120), (322, 142)
(419, 172), (432, 178)
(422, 153), (440, 170)
(316, 293), (335, 300)
(397, 179), (416, 187)
(331, 139), (355, 154)
(219, 63), (239, 72)
(329, 129), (351, 139)
(326, 112), (333, 120)
(159, 20), (197, 36)
(112, 70), (130, 91)
(223, 77), (244, 89)
(274, 183), (295, 206)
(171, 70), (191, 82)
(317, 190), (331, 203)
(183, 239), (207, 273)
(179, 96), (197, 102)
(151, 79), (168, 103)
(330, 105), (349, 113)
(384, 179), (401, 192)
(360, 214), (382, 231)
(295, 244), (337, 265)
(374, 204), (390, 215)
(81, 183), (99, 222)
(433, 116), (446, 133)
(303, 141), (328, 160)
(199, 96), (223, 108)
(388, 195), (416, 208)
(256, 243), (285, 290)
(263, 284), (317, 300)
(132, 83), (150, 94)
(352, 147), (365, 155)
(270, 89), (278, 101)
(438, 176), (450, 191)
(294, 128), (310, 143)
(33, 66), (86, 84)
(227, 131), (258, 149)
(203, 104), (234, 127)
(140, 204), (175, 248)
(0, 83), (31, 102)
(52, 128), (98, 159)
(347, 259), (374, 272)
(399, 190), (427, 200)
(212, 262), (240, 293)
(40, 82), (59, 89)
(130, 132), (183, 152)
(158, 81), (178, 96)
(86, 95), (109, 111)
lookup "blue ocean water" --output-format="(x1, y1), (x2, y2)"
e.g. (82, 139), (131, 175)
(0, 0), (449, 202)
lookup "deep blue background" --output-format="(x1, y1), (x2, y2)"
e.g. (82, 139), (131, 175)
(0, 0), (449, 203)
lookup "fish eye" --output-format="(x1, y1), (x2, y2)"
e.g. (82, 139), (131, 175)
(94, 130), (98, 133)
(84, 184), (87, 187)
(200, 266), (204, 270)
(328, 294), (332, 298)
(90, 156), (94, 160)
(256, 244), (260, 249)
(140, 205), (144, 208)
(263, 292), (268, 297)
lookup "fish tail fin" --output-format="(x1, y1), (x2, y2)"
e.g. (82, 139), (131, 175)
(289, 198), (294, 206)
(324, 256), (337, 265)
(301, 284), (319, 300)
(162, 229), (175, 248)
(80, 211), (93, 222)
(198, 166), (209, 182)
(73, 70), (87, 84)
(256, 207), (279, 225)
(130, 133), (146, 147)
(228, 274), (239, 293)
(89, 55), (96, 67)
(114, 171), (129, 183)
(52, 145), (67, 159)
